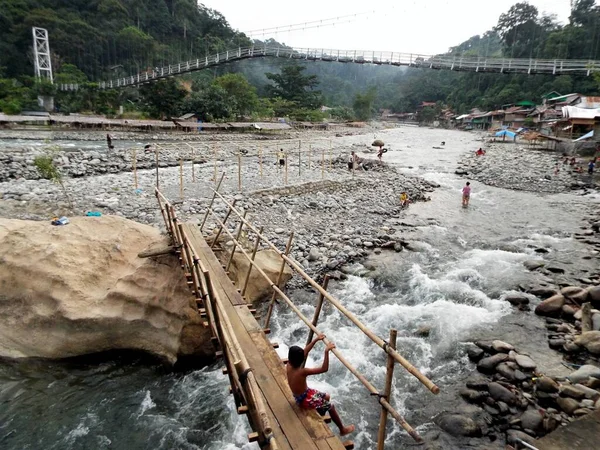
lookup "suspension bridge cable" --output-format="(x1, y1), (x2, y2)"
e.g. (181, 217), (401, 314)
(241, 11), (374, 34)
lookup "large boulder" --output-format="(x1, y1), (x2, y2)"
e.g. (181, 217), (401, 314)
(0, 216), (211, 363)
(436, 414), (482, 437)
(227, 249), (293, 305)
(589, 286), (600, 308)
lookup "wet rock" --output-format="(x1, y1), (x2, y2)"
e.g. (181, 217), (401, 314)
(488, 382), (517, 405)
(567, 365), (600, 384)
(505, 294), (530, 306)
(459, 388), (487, 403)
(492, 340), (514, 353)
(524, 261), (545, 271)
(560, 385), (587, 400)
(563, 341), (581, 353)
(478, 353), (509, 372)
(571, 383), (600, 401)
(534, 294), (565, 317)
(536, 377), (560, 393)
(466, 377), (490, 391)
(557, 396), (580, 415)
(519, 410), (543, 431)
(506, 429), (538, 447)
(514, 369), (528, 382)
(546, 265), (566, 274)
(307, 247), (321, 261)
(562, 304), (578, 317)
(590, 287), (600, 307)
(573, 408), (594, 416)
(415, 325), (431, 337)
(592, 313), (600, 331)
(574, 331), (600, 355)
(467, 345), (484, 361)
(475, 340), (495, 353)
(436, 414), (482, 437)
(571, 289), (590, 304)
(527, 286), (558, 299)
(515, 354), (537, 371)
(496, 363), (516, 381)
(561, 286), (585, 298)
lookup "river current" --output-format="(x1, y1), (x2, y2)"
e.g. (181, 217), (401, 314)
(1, 127), (597, 449)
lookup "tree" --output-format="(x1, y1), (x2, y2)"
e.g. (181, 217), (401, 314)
(494, 2), (551, 58)
(265, 64), (321, 109)
(213, 73), (259, 118)
(180, 85), (234, 121)
(139, 78), (187, 119)
(418, 107), (436, 124)
(353, 88), (377, 121)
(34, 149), (72, 209)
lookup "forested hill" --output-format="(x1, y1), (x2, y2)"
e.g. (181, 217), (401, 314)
(1, 0), (600, 119)
(0, 0), (250, 79)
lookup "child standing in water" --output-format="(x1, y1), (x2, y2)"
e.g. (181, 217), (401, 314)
(462, 181), (471, 207)
(287, 334), (355, 436)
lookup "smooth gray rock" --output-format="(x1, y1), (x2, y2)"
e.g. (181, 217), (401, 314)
(557, 396), (579, 415)
(515, 354), (537, 371)
(519, 410), (543, 431)
(436, 414), (482, 437)
(488, 382), (517, 405)
(534, 294), (565, 317)
(536, 377), (560, 393)
(478, 353), (509, 372)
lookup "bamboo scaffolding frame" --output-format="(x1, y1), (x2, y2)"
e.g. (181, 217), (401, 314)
(377, 329), (397, 449)
(225, 210), (248, 272)
(179, 158), (184, 199)
(203, 207), (423, 442)
(241, 227), (263, 298)
(264, 232), (294, 329)
(199, 172), (225, 231)
(209, 189), (440, 395)
(155, 147), (160, 188)
(210, 199), (238, 249)
(132, 148), (138, 189)
(156, 190), (276, 447)
(238, 151), (242, 191)
(305, 275), (330, 347)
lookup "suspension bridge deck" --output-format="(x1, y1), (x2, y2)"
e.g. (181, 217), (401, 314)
(181, 223), (348, 450)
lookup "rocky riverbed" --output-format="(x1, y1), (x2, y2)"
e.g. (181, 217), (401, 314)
(456, 144), (598, 193)
(2, 126), (600, 450)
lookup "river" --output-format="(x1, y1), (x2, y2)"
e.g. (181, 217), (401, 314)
(0, 126), (597, 449)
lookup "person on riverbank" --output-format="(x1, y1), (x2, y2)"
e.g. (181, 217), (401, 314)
(287, 334), (355, 437)
(462, 182), (471, 207)
(400, 192), (409, 208)
(106, 134), (114, 150)
(277, 149), (286, 168)
(377, 147), (386, 161)
(348, 152), (355, 171)
(589, 159), (596, 175)
(476, 148), (485, 156)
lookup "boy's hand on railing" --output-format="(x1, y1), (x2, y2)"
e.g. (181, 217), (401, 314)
(316, 333), (325, 341)
(325, 342), (336, 352)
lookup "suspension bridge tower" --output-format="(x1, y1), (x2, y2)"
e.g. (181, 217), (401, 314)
(32, 27), (54, 111)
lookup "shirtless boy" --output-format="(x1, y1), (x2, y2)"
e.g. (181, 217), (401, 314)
(286, 334), (355, 436)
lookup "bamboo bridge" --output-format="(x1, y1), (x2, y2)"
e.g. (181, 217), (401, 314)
(154, 177), (440, 450)
(60, 46), (600, 91)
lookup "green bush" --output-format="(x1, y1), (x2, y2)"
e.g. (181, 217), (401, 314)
(1, 99), (22, 115)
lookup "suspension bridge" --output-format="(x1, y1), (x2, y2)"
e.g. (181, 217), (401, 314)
(58, 45), (600, 91)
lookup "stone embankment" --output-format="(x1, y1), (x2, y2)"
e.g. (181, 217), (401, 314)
(455, 145), (598, 193)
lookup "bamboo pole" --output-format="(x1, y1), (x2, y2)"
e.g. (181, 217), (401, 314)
(259, 147), (263, 178)
(308, 144), (312, 170)
(284, 154), (288, 185)
(213, 145), (218, 185)
(263, 232), (294, 329)
(321, 148), (325, 180)
(209, 190), (440, 395)
(225, 210), (248, 272)
(155, 147), (160, 188)
(298, 140), (301, 177)
(305, 275), (330, 347)
(178, 223), (202, 301)
(179, 158), (184, 199)
(377, 329), (397, 450)
(205, 210), (423, 442)
(328, 139), (332, 172)
(238, 151), (242, 192)
(199, 172), (225, 231)
(241, 226), (263, 298)
(210, 199), (238, 249)
(132, 148), (138, 189)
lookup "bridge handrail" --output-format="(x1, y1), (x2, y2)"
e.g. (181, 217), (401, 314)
(204, 204), (424, 443)
(208, 187), (440, 395)
(155, 189), (276, 447)
(60, 46), (600, 91)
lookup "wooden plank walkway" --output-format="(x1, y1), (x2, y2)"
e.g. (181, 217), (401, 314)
(183, 223), (347, 450)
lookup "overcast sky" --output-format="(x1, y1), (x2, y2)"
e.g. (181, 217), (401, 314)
(201, 0), (571, 55)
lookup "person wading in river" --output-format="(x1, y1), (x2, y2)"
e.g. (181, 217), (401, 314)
(462, 181), (471, 207)
(287, 334), (355, 437)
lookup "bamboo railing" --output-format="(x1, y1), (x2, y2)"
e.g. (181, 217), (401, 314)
(155, 189), (277, 449)
(197, 177), (441, 446)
